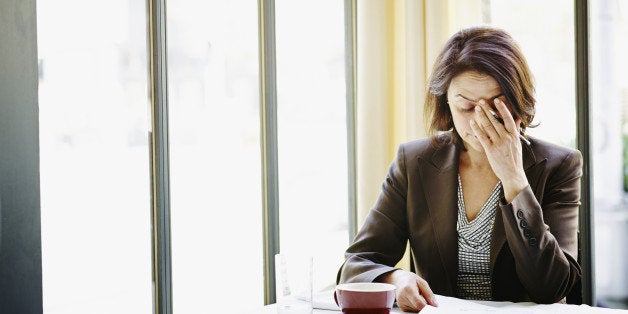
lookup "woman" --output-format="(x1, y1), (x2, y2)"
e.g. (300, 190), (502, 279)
(337, 26), (582, 312)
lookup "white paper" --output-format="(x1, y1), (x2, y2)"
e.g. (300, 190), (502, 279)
(313, 290), (628, 314)
(312, 289), (340, 311)
(419, 294), (628, 314)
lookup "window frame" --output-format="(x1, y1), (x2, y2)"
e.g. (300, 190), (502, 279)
(147, 0), (173, 313)
(574, 0), (594, 305)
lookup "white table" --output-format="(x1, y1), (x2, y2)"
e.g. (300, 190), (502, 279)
(254, 291), (628, 314)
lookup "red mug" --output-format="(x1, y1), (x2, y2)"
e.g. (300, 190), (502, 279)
(334, 282), (396, 314)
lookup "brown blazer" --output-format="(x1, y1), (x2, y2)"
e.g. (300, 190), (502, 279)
(338, 133), (582, 303)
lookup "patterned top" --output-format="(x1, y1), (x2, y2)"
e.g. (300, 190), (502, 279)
(456, 175), (502, 300)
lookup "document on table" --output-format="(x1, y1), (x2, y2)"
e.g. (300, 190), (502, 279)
(314, 290), (628, 313)
(420, 294), (628, 314)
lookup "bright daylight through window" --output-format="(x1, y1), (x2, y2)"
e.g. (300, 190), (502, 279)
(38, 1), (152, 313)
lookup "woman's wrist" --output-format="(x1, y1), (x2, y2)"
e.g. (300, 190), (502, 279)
(502, 174), (528, 203)
(378, 269), (403, 285)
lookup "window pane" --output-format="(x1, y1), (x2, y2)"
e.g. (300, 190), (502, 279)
(590, 0), (628, 309)
(166, 0), (263, 311)
(37, 1), (152, 313)
(275, 0), (349, 292)
(485, 0), (576, 147)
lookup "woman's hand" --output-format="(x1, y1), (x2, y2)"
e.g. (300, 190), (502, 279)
(379, 269), (438, 312)
(469, 98), (528, 202)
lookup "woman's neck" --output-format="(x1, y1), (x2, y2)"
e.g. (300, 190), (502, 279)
(460, 148), (491, 170)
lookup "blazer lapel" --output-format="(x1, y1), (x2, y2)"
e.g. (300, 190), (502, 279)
(490, 140), (546, 272)
(418, 142), (459, 296)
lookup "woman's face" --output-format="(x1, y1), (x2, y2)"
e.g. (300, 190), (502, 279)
(446, 71), (507, 152)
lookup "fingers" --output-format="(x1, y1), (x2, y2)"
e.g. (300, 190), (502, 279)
(395, 275), (438, 312)
(494, 98), (518, 134)
(471, 97), (522, 148)
(417, 278), (438, 307)
(397, 292), (427, 312)
(473, 100), (501, 141)
(469, 119), (490, 151)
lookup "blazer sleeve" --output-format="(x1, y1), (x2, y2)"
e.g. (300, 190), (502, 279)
(499, 149), (582, 303)
(337, 144), (411, 284)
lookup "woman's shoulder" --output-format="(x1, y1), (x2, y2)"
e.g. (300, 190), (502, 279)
(527, 137), (582, 168)
(528, 137), (581, 159)
(400, 133), (455, 159)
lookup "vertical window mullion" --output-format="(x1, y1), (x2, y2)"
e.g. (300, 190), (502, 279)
(148, 0), (173, 312)
(575, 0), (594, 306)
(345, 0), (358, 242)
(259, 0), (281, 305)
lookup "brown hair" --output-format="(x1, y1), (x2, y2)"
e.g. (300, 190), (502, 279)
(424, 26), (536, 146)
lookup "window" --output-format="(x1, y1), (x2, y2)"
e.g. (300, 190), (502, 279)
(37, 1), (152, 312)
(38, 1), (350, 311)
(589, 0), (628, 308)
(166, 0), (264, 311)
(275, 0), (350, 292)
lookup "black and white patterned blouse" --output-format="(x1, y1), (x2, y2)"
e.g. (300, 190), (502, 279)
(456, 175), (502, 300)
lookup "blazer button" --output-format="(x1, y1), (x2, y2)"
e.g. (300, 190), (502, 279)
(523, 228), (532, 238)
(529, 237), (538, 246)
(517, 209), (524, 219)
(520, 219), (528, 228)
